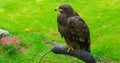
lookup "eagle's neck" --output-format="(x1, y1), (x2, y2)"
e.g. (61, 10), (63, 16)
(57, 13), (67, 26)
(58, 12), (76, 26)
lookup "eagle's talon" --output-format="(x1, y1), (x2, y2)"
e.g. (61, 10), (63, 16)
(67, 46), (74, 52)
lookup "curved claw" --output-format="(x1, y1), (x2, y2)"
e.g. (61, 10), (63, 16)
(67, 46), (74, 52)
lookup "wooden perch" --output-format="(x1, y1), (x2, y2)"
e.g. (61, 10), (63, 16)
(51, 45), (96, 63)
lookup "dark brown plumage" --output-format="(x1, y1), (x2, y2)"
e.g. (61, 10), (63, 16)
(55, 4), (90, 52)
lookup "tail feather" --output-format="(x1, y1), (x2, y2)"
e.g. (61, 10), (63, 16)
(77, 39), (90, 53)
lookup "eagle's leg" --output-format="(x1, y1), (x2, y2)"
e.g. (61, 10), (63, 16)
(67, 45), (74, 52)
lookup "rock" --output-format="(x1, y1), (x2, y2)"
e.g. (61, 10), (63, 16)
(0, 29), (9, 35)
(0, 36), (22, 46)
(0, 29), (9, 39)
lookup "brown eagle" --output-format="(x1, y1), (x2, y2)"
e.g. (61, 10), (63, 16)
(55, 4), (90, 52)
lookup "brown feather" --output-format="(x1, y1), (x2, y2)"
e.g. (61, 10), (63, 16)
(56, 4), (90, 52)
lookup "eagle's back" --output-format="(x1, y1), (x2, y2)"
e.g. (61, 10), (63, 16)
(67, 16), (90, 52)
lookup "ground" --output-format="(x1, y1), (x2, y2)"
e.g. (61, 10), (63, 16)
(0, 0), (120, 63)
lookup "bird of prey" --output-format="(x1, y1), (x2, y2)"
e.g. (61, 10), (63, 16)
(55, 4), (90, 52)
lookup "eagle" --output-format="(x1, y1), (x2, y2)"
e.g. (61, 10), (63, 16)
(55, 4), (90, 52)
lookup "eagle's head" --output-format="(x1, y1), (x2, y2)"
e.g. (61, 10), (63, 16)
(55, 4), (74, 14)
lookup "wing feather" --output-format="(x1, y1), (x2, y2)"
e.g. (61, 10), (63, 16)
(67, 16), (90, 52)
(67, 16), (89, 39)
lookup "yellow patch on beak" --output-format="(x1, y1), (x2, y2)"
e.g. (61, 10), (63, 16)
(55, 7), (63, 12)
(58, 8), (63, 12)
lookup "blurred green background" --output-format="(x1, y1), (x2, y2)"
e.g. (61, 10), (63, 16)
(0, 0), (120, 63)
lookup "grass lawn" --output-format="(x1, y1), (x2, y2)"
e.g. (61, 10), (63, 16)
(0, 0), (120, 63)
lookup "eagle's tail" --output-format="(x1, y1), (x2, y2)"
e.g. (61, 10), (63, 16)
(77, 39), (90, 53)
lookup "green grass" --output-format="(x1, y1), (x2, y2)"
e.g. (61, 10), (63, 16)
(0, 0), (120, 63)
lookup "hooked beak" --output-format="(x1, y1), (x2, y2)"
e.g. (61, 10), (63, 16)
(55, 7), (63, 12)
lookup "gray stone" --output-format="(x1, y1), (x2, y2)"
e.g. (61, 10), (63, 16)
(0, 29), (9, 39)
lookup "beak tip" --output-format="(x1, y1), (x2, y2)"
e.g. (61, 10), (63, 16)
(55, 7), (59, 11)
